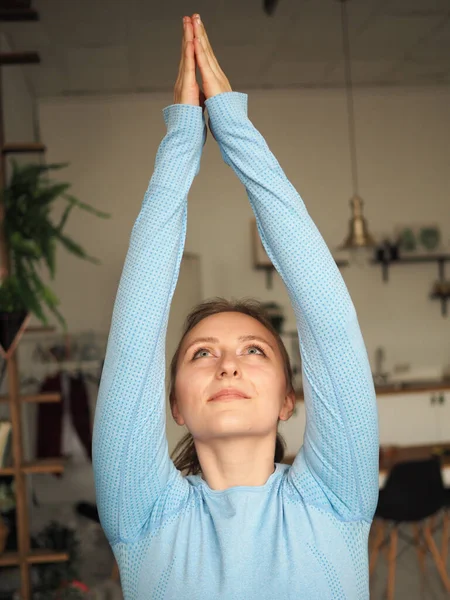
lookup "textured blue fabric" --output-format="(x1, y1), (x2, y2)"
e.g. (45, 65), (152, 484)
(92, 92), (379, 600)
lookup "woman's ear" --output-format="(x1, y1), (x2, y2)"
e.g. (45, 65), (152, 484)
(279, 389), (296, 422)
(171, 396), (185, 426)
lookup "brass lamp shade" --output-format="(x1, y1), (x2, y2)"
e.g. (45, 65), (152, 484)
(340, 194), (377, 250)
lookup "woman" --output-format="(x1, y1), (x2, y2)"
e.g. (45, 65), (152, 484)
(93, 14), (379, 600)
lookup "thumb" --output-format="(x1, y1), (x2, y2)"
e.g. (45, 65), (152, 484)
(207, 117), (217, 142)
(199, 88), (206, 112)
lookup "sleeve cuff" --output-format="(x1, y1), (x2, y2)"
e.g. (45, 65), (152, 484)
(204, 92), (248, 137)
(162, 104), (206, 143)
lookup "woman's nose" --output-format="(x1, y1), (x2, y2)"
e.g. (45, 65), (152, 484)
(216, 352), (241, 376)
(219, 368), (239, 377)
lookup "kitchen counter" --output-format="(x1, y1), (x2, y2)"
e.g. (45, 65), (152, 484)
(282, 443), (450, 485)
(294, 379), (450, 401)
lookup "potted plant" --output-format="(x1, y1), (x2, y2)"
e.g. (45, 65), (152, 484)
(31, 520), (89, 600)
(0, 160), (110, 349)
(0, 276), (28, 355)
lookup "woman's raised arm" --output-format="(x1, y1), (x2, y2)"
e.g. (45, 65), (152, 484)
(193, 14), (379, 522)
(92, 18), (206, 545)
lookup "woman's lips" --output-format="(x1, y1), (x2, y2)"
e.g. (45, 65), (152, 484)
(209, 392), (250, 402)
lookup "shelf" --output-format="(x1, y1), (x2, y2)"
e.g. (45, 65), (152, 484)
(0, 52), (39, 66)
(282, 444), (450, 477)
(430, 292), (449, 317)
(372, 251), (450, 317)
(0, 458), (65, 476)
(3, 143), (46, 154)
(371, 252), (450, 282)
(0, 8), (39, 21)
(295, 379), (450, 402)
(0, 550), (69, 567)
(0, 392), (61, 404)
(0, 552), (19, 567)
(28, 549), (70, 564)
(21, 392), (61, 404)
(22, 459), (65, 474)
(257, 258), (349, 288)
(24, 325), (56, 334)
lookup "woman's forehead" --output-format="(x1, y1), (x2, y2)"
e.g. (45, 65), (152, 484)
(181, 312), (277, 354)
(188, 312), (266, 337)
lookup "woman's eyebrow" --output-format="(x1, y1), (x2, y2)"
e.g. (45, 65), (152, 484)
(183, 334), (275, 356)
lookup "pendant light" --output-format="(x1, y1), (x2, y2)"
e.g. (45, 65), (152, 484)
(338, 0), (376, 251)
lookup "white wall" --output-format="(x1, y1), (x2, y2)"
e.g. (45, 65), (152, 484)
(0, 33), (40, 167)
(37, 86), (450, 376)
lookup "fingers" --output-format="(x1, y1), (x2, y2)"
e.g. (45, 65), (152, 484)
(179, 18), (190, 72)
(199, 88), (206, 108)
(193, 31), (215, 79)
(191, 14), (222, 77)
(184, 16), (194, 44)
(174, 17), (188, 101)
(182, 19), (196, 81)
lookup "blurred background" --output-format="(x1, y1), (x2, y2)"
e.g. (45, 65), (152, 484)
(0, 0), (449, 598)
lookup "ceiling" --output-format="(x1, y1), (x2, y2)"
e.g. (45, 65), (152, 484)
(1, 0), (450, 98)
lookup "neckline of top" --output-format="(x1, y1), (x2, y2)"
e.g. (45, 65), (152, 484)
(194, 462), (285, 496)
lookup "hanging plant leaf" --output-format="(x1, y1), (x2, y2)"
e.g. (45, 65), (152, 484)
(9, 232), (41, 259)
(14, 265), (48, 325)
(10, 160), (69, 184)
(0, 276), (26, 313)
(57, 203), (75, 234)
(42, 297), (67, 331)
(35, 182), (71, 206)
(63, 194), (110, 219)
(1, 159), (110, 329)
(25, 263), (67, 330)
(41, 235), (57, 279)
(54, 231), (101, 265)
(0, 276), (30, 357)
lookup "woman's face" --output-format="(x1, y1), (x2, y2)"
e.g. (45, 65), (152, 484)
(171, 312), (296, 442)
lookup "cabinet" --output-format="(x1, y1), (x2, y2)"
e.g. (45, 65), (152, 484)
(377, 390), (450, 446)
(435, 390), (450, 442)
(282, 389), (450, 459)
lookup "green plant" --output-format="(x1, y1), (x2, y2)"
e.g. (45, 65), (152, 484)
(1, 160), (110, 330)
(0, 477), (15, 513)
(0, 276), (27, 313)
(31, 520), (83, 598)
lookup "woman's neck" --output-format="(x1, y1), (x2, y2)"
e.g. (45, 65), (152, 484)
(196, 437), (277, 491)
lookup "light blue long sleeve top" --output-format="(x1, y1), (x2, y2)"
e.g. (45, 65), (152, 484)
(92, 92), (379, 600)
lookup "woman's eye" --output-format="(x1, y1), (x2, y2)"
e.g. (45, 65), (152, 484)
(192, 345), (266, 360)
(246, 345), (266, 355)
(193, 348), (211, 359)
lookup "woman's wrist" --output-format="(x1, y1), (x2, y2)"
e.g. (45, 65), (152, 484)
(205, 92), (248, 140)
(163, 103), (205, 140)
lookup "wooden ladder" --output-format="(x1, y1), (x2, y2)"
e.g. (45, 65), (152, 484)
(0, 3), (69, 599)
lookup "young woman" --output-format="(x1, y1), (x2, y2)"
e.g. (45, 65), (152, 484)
(93, 14), (379, 600)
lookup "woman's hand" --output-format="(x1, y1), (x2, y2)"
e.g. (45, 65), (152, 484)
(192, 14), (232, 100)
(173, 16), (206, 110)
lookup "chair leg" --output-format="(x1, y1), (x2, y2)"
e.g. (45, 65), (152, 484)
(429, 514), (436, 532)
(413, 524), (426, 575)
(387, 527), (398, 600)
(423, 523), (450, 593)
(413, 523), (428, 597)
(369, 520), (385, 577)
(442, 510), (449, 566)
